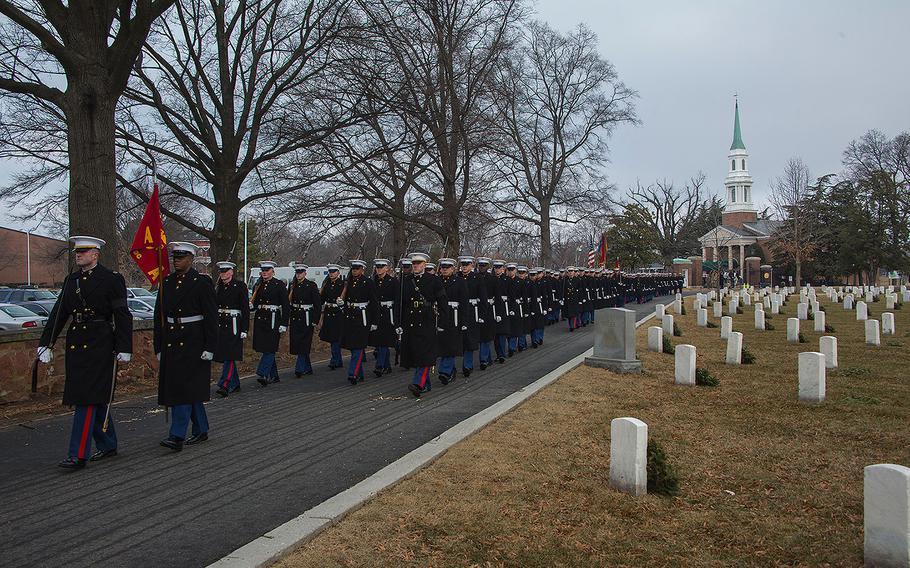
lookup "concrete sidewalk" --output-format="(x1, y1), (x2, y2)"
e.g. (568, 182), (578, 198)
(0, 298), (672, 568)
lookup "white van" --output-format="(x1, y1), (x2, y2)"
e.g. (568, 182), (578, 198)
(247, 264), (350, 290)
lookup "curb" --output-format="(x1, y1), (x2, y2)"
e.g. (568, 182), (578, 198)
(209, 312), (655, 568)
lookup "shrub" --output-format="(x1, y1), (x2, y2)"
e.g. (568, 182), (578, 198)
(680, 304), (687, 315)
(808, 312), (815, 320)
(798, 332), (808, 343)
(824, 323), (835, 333)
(647, 440), (680, 497)
(662, 335), (675, 354)
(741, 345), (756, 364)
(736, 306), (744, 314)
(695, 367), (718, 387)
(765, 323), (775, 330)
(819, 305), (826, 312)
(706, 321), (718, 328)
(673, 322), (682, 337)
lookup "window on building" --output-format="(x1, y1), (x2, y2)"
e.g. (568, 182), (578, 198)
(742, 159), (746, 170)
(731, 186), (737, 202)
(745, 186), (750, 202)
(731, 159), (735, 171)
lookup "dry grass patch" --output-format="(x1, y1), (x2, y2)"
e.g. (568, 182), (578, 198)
(276, 291), (910, 567)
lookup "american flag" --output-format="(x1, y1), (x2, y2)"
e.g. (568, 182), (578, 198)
(587, 234), (596, 267)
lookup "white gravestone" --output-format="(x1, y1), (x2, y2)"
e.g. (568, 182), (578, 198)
(697, 308), (708, 327)
(743, 294), (751, 306)
(857, 301), (868, 321)
(726, 331), (743, 365)
(820, 336), (838, 369)
(865, 319), (881, 346)
(864, 463), (910, 568)
(886, 295), (895, 310)
(713, 301), (723, 318)
(609, 417), (648, 496)
(755, 309), (765, 330)
(662, 314), (674, 337)
(720, 316), (733, 340)
(787, 318), (800, 343)
(647, 326), (663, 353)
(845, 296), (855, 310)
(882, 313), (896, 335)
(675, 344), (696, 386)
(798, 303), (809, 320)
(798, 352), (826, 403)
(904, 290), (910, 303)
(585, 308), (642, 373)
(728, 299), (738, 316)
(814, 311), (826, 332)
(655, 304), (665, 319)
(771, 299), (780, 314)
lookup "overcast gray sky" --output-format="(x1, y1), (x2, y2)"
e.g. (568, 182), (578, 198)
(533, 0), (910, 208)
(2, 1), (908, 234)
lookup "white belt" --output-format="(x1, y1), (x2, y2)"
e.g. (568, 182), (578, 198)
(468, 298), (480, 305)
(447, 301), (459, 328)
(293, 303), (314, 326)
(487, 298), (494, 304)
(218, 309), (241, 335)
(379, 301), (394, 307)
(348, 302), (369, 326)
(258, 304), (281, 328)
(167, 315), (204, 324)
(379, 300), (395, 325)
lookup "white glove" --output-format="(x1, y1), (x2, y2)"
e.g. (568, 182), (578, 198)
(156, 352), (161, 361)
(477, 318), (484, 323)
(240, 332), (247, 339)
(37, 346), (52, 363)
(437, 327), (444, 332)
(461, 326), (467, 330)
(495, 316), (502, 322)
(509, 311), (515, 316)
(200, 351), (214, 361)
(116, 353), (131, 363)
(370, 324), (378, 331)
(335, 297), (344, 306)
(279, 326), (287, 333)
(395, 327), (403, 335)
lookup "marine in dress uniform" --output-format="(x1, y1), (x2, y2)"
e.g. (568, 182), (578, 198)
(340, 260), (376, 385)
(436, 258), (467, 383)
(505, 263), (523, 355)
(475, 257), (498, 369)
(288, 263), (321, 377)
(456, 255), (486, 377)
(492, 260), (512, 362)
(529, 267), (549, 347)
(394, 258), (412, 367)
(369, 259), (398, 377)
(401, 252), (448, 397)
(425, 262), (436, 275)
(155, 242), (219, 451)
(515, 266), (531, 351)
(37, 236), (132, 469)
(318, 264), (345, 369)
(213, 261), (249, 397)
(564, 267), (581, 331)
(251, 261), (290, 385)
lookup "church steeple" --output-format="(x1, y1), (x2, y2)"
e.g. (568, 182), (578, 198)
(730, 98), (745, 150)
(723, 97), (756, 222)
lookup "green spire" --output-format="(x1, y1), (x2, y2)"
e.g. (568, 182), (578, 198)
(730, 99), (745, 150)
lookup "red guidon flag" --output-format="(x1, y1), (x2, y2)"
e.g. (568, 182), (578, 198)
(130, 181), (169, 284)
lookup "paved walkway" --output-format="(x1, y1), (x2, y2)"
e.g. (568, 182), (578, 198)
(0, 298), (673, 568)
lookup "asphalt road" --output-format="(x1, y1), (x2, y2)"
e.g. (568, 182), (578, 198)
(0, 297), (672, 568)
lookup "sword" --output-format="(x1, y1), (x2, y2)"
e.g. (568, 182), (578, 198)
(361, 307), (367, 327)
(232, 316), (237, 336)
(102, 355), (118, 433)
(305, 309), (310, 327)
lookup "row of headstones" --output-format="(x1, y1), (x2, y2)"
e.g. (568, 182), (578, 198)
(608, 417), (910, 566)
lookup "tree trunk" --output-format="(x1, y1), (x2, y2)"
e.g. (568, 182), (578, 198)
(63, 79), (119, 270)
(795, 260), (802, 289)
(539, 202), (552, 267)
(209, 195), (241, 278)
(391, 213), (407, 263)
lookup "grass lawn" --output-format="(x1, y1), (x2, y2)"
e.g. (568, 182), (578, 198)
(275, 290), (910, 567)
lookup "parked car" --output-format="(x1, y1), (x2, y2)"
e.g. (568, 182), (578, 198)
(0, 303), (47, 331)
(0, 288), (58, 304)
(127, 287), (156, 300)
(128, 298), (156, 320)
(18, 300), (58, 317)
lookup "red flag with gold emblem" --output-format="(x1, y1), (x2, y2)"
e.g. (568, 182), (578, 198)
(130, 182), (169, 284)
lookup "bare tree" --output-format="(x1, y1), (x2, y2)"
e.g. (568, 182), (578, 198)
(770, 157), (817, 287)
(116, 0), (365, 268)
(0, 0), (177, 267)
(623, 173), (719, 264)
(358, 0), (521, 256)
(490, 22), (636, 265)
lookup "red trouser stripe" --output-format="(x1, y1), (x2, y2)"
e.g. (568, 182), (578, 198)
(419, 366), (429, 388)
(77, 405), (94, 459)
(354, 350), (363, 376)
(227, 361), (235, 387)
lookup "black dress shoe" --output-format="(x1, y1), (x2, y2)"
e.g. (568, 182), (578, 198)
(295, 371), (303, 378)
(357, 375), (364, 383)
(508, 350), (514, 358)
(479, 362), (487, 370)
(496, 357), (505, 364)
(439, 373), (450, 385)
(256, 377), (269, 387)
(160, 437), (184, 451)
(517, 346), (524, 352)
(269, 377), (281, 384)
(408, 383), (422, 398)
(90, 448), (118, 462)
(462, 368), (472, 378)
(383, 367), (393, 375)
(58, 457), (87, 469)
(348, 376), (357, 385)
(216, 387), (229, 398)
(231, 386), (242, 393)
(373, 369), (384, 378)
(186, 432), (208, 445)
(532, 342), (539, 349)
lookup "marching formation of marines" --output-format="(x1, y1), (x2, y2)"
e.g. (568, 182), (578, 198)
(37, 237), (683, 469)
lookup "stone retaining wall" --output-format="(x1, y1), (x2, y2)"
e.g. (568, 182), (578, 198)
(0, 320), (158, 404)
